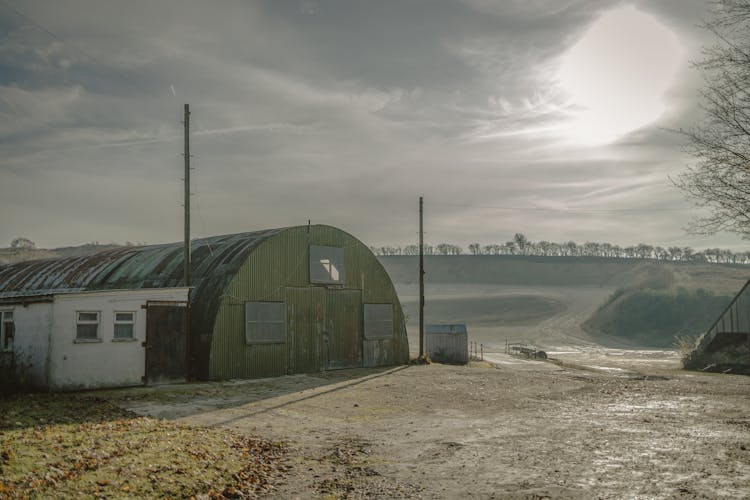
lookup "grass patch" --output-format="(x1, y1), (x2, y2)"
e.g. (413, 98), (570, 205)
(0, 393), (284, 498)
(584, 288), (732, 347)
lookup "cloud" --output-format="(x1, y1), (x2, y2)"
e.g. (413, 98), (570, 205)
(0, 0), (743, 251)
(0, 85), (83, 137)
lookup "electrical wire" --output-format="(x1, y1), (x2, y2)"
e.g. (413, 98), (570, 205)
(0, 0), (150, 94)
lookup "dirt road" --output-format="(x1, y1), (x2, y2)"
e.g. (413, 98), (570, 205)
(114, 355), (750, 499)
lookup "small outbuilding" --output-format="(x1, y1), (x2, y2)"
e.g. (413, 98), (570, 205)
(0, 225), (409, 390)
(425, 324), (468, 364)
(685, 280), (750, 374)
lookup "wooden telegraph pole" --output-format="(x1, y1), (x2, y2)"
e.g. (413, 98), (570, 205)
(183, 104), (191, 287)
(419, 196), (424, 357)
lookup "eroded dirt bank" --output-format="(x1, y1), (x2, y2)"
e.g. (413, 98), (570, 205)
(113, 356), (750, 499)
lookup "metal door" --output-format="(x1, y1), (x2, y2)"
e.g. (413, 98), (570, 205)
(325, 289), (363, 369)
(145, 301), (189, 385)
(285, 287), (325, 374)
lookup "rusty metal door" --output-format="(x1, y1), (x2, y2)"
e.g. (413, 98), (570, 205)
(325, 289), (363, 370)
(285, 287), (325, 374)
(145, 301), (189, 385)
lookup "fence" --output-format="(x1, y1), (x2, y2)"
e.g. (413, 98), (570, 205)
(469, 340), (484, 361)
(466, 340), (548, 362)
(505, 340), (547, 359)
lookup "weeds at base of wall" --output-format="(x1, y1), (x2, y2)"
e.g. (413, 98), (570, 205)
(681, 336), (750, 375)
(674, 335), (698, 367)
(410, 353), (432, 365)
(0, 354), (34, 395)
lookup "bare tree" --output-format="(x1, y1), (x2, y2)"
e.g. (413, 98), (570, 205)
(513, 233), (528, 255)
(436, 243), (451, 255)
(564, 241), (578, 257)
(403, 244), (419, 255)
(583, 241), (599, 257)
(10, 237), (36, 251)
(673, 1), (750, 236)
(483, 244), (501, 255)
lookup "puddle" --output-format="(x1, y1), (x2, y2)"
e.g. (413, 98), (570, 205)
(584, 365), (629, 373)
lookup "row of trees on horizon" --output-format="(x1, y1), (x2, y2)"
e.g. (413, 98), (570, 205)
(370, 233), (749, 265)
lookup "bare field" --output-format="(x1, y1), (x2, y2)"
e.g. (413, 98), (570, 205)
(103, 357), (750, 499)
(398, 283), (619, 353)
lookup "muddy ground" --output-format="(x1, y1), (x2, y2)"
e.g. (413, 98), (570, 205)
(107, 353), (750, 499)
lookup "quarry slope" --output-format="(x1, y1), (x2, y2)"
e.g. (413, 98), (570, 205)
(379, 256), (748, 350)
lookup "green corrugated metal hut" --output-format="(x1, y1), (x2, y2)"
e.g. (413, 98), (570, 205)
(0, 225), (410, 381)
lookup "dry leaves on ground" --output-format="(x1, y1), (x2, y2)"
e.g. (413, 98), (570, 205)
(0, 393), (285, 499)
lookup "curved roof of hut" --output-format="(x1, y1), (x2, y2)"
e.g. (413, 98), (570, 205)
(0, 228), (282, 300)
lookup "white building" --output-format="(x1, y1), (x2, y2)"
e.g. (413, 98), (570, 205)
(1, 287), (188, 390)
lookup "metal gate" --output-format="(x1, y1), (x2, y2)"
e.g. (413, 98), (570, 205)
(144, 301), (189, 385)
(325, 289), (363, 369)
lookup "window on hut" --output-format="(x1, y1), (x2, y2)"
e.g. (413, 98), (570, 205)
(364, 304), (393, 340)
(245, 302), (285, 344)
(310, 245), (345, 285)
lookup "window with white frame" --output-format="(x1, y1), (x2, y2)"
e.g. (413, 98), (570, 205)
(1, 310), (14, 351)
(310, 245), (345, 284)
(76, 311), (100, 341)
(113, 311), (136, 340)
(245, 302), (285, 344)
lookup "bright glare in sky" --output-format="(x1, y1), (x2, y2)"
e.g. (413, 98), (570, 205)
(557, 6), (682, 145)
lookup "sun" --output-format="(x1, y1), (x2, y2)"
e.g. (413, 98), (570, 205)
(557, 5), (682, 145)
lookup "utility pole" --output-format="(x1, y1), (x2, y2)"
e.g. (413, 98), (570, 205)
(183, 104), (191, 287)
(419, 196), (424, 357)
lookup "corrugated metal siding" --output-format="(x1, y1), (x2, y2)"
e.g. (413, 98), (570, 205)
(210, 298), (288, 380)
(0, 231), (280, 299)
(364, 339), (394, 367)
(687, 281), (750, 372)
(326, 289), (362, 369)
(286, 286), (325, 374)
(697, 280), (750, 353)
(426, 329), (468, 364)
(426, 324), (467, 335)
(364, 303), (393, 339)
(209, 225), (408, 379)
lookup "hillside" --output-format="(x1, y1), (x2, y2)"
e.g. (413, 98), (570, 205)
(581, 288), (733, 347)
(379, 255), (747, 294)
(0, 243), (124, 266)
(379, 255), (747, 349)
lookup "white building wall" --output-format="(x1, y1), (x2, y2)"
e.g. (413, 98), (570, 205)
(1, 301), (53, 388)
(49, 288), (189, 390)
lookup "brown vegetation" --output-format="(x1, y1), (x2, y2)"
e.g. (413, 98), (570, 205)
(0, 394), (285, 498)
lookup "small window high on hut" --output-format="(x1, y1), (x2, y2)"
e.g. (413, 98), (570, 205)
(310, 245), (345, 284)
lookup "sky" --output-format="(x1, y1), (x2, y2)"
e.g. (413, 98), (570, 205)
(0, 0), (745, 251)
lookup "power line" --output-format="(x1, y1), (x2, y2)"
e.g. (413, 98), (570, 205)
(0, 0), (149, 94)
